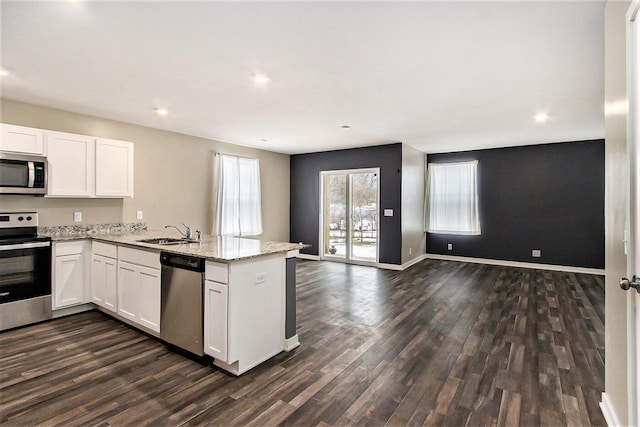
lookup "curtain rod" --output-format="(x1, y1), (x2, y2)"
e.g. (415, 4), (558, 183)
(215, 152), (258, 161)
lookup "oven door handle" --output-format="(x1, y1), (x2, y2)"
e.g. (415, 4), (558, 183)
(0, 241), (51, 251)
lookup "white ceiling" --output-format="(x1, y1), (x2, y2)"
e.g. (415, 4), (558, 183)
(1, 1), (605, 155)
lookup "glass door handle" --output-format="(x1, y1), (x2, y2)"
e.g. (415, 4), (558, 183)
(620, 276), (640, 292)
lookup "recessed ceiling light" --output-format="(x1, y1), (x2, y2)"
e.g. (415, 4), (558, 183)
(253, 74), (269, 84)
(0, 67), (10, 77)
(260, 138), (268, 142)
(155, 107), (169, 116)
(534, 112), (550, 123)
(341, 125), (351, 130)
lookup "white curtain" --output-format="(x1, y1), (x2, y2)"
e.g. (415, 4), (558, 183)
(215, 154), (263, 237)
(425, 160), (480, 235)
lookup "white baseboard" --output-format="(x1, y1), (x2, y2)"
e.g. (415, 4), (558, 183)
(600, 392), (622, 427)
(295, 252), (602, 275)
(296, 253), (320, 261)
(284, 335), (300, 351)
(298, 253), (427, 271)
(424, 254), (605, 275)
(378, 254), (429, 271)
(52, 303), (94, 319)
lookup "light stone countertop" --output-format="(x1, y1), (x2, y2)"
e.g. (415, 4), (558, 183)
(45, 228), (308, 263)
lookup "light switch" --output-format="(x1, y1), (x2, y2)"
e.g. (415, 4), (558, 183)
(384, 209), (394, 217)
(73, 212), (82, 222)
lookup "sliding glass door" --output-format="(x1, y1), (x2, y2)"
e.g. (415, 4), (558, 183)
(321, 168), (379, 264)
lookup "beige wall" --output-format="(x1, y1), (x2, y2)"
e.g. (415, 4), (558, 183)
(604, 0), (631, 424)
(401, 143), (426, 265)
(0, 99), (290, 242)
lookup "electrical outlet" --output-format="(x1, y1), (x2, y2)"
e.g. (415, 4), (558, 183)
(255, 272), (266, 284)
(532, 249), (541, 257)
(409, 247), (412, 255)
(73, 212), (82, 222)
(447, 243), (453, 251)
(136, 210), (143, 220)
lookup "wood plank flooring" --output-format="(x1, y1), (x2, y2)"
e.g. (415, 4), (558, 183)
(0, 259), (605, 426)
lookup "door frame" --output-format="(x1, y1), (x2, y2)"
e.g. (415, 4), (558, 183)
(319, 168), (380, 266)
(627, 0), (640, 425)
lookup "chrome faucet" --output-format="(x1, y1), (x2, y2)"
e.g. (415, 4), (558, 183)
(165, 223), (193, 240)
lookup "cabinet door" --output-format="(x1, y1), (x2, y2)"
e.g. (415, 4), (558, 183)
(54, 253), (86, 309)
(103, 257), (117, 313)
(138, 265), (160, 332)
(91, 255), (105, 306)
(46, 131), (94, 197)
(95, 138), (134, 197)
(92, 254), (117, 313)
(204, 280), (228, 361)
(0, 124), (44, 154)
(117, 261), (139, 323)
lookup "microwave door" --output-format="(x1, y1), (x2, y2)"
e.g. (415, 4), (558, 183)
(0, 160), (29, 187)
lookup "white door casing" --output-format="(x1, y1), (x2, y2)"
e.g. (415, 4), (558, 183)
(626, 1), (640, 424)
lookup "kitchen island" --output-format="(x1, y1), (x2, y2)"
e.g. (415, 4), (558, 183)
(46, 225), (306, 375)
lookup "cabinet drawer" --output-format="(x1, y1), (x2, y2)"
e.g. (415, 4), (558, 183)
(93, 241), (117, 258)
(54, 240), (89, 256)
(205, 261), (228, 284)
(118, 246), (160, 269)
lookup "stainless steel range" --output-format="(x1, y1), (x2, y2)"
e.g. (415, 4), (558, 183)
(0, 212), (52, 331)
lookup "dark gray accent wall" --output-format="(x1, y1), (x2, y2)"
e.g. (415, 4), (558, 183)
(290, 143), (402, 265)
(426, 140), (605, 269)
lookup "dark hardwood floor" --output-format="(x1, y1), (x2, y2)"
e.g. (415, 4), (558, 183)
(0, 259), (605, 426)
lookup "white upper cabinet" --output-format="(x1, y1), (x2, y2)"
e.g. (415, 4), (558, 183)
(0, 124), (45, 155)
(46, 131), (95, 197)
(45, 131), (134, 198)
(95, 138), (134, 197)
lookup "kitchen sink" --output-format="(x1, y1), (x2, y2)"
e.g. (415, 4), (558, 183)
(137, 237), (195, 245)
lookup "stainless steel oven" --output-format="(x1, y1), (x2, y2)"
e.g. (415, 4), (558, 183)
(0, 212), (52, 331)
(0, 153), (47, 195)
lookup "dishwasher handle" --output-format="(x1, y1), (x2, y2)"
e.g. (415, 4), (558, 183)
(160, 252), (205, 272)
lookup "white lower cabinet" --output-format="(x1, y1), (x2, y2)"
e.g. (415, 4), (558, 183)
(91, 242), (118, 313)
(137, 265), (161, 331)
(204, 280), (228, 361)
(53, 241), (90, 309)
(117, 248), (160, 333)
(204, 256), (284, 375)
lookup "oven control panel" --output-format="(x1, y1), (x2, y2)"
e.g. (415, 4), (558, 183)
(0, 212), (38, 228)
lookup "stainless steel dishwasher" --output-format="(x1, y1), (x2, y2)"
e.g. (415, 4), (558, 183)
(160, 251), (205, 356)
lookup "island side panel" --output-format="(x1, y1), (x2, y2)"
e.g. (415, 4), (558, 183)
(224, 253), (285, 375)
(285, 256), (296, 340)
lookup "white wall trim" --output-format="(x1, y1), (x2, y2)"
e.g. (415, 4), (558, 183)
(284, 335), (300, 351)
(378, 254), (429, 271)
(425, 254), (605, 275)
(52, 303), (94, 319)
(600, 392), (622, 427)
(296, 253), (320, 261)
(296, 252), (603, 275)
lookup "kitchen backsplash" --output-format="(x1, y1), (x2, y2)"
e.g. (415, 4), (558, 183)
(39, 222), (147, 238)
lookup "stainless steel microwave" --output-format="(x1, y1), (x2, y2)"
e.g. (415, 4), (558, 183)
(0, 153), (47, 194)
